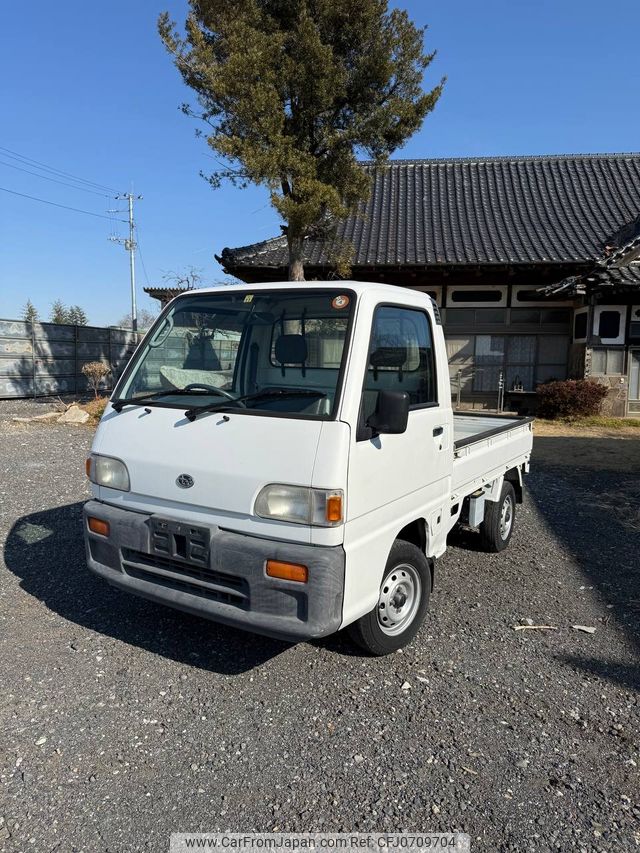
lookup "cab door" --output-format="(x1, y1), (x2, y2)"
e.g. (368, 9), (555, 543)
(349, 302), (451, 517)
(343, 302), (452, 623)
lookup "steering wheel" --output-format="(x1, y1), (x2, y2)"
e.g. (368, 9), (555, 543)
(183, 383), (241, 403)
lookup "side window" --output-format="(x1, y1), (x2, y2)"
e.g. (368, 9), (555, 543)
(361, 306), (437, 422)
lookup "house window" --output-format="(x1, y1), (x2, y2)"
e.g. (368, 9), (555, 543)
(630, 305), (640, 341)
(473, 335), (505, 392)
(469, 335), (568, 393)
(536, 335), (570, 385)
(514, 289), (550, 303)
(446, 286), (507, 308)
(511, 308), (571, 326)
(451, 289), (502, 303)
(591, 348), (625, 375)
(512, 285), (574, 307)
(597, 311), (620, 340)
(445, 308), (507, 325)
(540, 309), (571, 325)
(593, 306), (627, 345)
(573, 310), (588, 341)
(505, 336), (536, 391)
(446, 337), (475, 391)
(511, 309), (541, 324)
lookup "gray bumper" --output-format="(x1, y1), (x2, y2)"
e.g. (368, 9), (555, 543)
(83, 500), (345, 642)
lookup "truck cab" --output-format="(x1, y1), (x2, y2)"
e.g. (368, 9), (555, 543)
(84, 282), (533, 654)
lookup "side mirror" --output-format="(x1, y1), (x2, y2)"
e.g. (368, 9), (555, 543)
(367, 390), (410, 435)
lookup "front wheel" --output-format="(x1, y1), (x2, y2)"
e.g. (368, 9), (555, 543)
(479, 481), (516, 552)
(348, 540), (431, 656)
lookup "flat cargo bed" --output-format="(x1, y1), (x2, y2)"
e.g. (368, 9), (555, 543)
(451, 412), (534, 496)
(453, 412), (534, 450)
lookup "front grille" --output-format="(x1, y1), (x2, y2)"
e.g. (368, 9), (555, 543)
(121, 548), (249, 609)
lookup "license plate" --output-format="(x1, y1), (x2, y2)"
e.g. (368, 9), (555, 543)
(149, 517), (210, 565)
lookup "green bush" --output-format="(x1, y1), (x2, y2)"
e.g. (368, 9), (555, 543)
(536, 379), (608, 419)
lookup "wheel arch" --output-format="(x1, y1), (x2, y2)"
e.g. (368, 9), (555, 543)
(505, 466), (524, 504)
(395, 518), (435, 589)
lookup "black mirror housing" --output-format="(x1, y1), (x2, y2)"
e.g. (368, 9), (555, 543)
(367, 390), (410, 435)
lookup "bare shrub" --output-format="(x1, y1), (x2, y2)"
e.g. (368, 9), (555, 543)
(81, 362), (112, 398)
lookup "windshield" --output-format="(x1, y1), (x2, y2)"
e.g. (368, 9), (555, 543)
(115, 289), (355, 419)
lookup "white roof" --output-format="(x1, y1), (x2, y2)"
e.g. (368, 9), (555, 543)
(181, 279), (430, 304)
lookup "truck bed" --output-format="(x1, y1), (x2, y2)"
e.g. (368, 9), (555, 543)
(453, 413), (534, 449)
(452, 412), (534, 495)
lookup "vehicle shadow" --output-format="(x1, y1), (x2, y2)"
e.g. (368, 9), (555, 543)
(526, 436), (640, 692)
(445, 525), (485, 552)
(4, 502), (292, 675)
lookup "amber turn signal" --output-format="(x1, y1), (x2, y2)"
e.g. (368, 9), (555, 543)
(266, 560), (308, 583)
(85, 457), (92, 478)
(88, 517), (110, 537)
(325, 494), (343, 523)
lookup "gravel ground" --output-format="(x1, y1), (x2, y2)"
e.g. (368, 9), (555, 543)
(0, 401), (638, 852)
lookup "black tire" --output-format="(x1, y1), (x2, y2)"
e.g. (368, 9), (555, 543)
(348, 540), (431, 656)
(479, 481), (516, 553)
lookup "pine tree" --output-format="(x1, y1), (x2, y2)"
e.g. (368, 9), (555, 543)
(50, 300), (70, 324)
(159, 0), (444, 280)
(22, 299), (39, 324)
(67, 305), (89, 326)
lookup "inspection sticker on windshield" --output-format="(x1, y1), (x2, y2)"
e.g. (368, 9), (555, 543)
(332, 294), (350, 309)
(243, 294), (254, 303)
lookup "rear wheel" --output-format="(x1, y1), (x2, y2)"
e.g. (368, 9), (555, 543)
(480, 481), (516, 552)
(348, 540), (431, 656)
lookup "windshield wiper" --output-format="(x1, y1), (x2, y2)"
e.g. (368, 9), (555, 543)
(111, 388), (213, 413)
(184, 389), (327, 422)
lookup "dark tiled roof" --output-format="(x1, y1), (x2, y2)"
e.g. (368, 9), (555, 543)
(586, 264), (640, 289)
(144, 286), (191, 301)
(599, 213), (640, 267)
(546, 263), (640, 296)
(218, 154), (640, 271)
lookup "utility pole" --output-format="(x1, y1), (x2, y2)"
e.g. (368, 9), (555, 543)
(110, 192), (142, 332)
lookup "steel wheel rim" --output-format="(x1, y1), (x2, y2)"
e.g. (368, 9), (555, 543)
(377, 563), (422, 636)
(500, 494), (513, 539)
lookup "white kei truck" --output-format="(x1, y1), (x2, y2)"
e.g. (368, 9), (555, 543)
(84, 281), (533, 655)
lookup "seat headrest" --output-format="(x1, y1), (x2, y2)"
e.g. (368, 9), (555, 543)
(369, 346), (407, 369)
(275, 334), (308, 365)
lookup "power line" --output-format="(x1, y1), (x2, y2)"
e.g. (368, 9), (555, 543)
(0, 145), (119, 194)
(0, 185), (127, 222)
(135, 224), (152, 287)
(0, 158), (112, 198)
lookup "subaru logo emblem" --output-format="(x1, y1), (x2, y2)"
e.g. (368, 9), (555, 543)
(176, 473), (194, 489)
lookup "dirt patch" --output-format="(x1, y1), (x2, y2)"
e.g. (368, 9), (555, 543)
(533, 421), (640, 471)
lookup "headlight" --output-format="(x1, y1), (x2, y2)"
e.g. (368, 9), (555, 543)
(87, 454), (130, 492)
(255, 485), (343, 527)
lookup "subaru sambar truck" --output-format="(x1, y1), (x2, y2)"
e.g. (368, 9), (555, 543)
(84, 281), (533, 655)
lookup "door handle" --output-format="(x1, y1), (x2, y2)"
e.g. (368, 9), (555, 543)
(433, 426), (444, 436)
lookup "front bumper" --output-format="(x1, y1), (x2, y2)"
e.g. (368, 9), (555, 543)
(83, 500), (345, 642)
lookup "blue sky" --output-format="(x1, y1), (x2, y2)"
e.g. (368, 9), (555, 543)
(1, 0), (639, 325)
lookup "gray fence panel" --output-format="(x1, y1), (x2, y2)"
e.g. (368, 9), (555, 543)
(0, 337), (32, 355)
(0, 318), (142, 399)
(0, 320), (31, 339)
(34, 341), (76, 358)
(36, 323), (76, 341)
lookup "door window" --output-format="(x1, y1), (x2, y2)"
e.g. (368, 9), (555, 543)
(361, 306), (437, 421)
